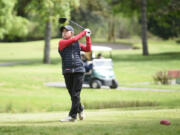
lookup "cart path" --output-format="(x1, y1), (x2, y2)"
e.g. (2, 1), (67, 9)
(45, 82), (180, 92)
(0, 61), (32, 66)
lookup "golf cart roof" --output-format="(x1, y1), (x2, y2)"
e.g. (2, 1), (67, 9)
(92, 46), (112, 51)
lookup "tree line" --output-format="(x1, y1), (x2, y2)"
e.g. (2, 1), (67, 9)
(0, 0), (179, 63)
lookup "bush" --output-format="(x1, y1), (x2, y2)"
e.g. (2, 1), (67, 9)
(153, 71), (172, 85)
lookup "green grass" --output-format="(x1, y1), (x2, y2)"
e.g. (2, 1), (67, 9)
(0, 109), (180, 135)
(1, 66), (180, 113)
(1, 38), (180, 88)
(111, 38), (180, 90)
(1, 38), (180, 135)
(0, 38), (180, 113)
(0, 63), (180, 113)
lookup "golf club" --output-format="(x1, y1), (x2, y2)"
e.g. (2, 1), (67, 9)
(59, 18), (85, 30)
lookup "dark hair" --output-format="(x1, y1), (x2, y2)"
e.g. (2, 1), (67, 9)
(97, 53), (102, 57)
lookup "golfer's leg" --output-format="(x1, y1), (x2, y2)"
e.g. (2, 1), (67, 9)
(64, 73), (76, 119)
(76, 73), (84, 113)
(69, 73), (84, 118)
(64, 74), (73, 97)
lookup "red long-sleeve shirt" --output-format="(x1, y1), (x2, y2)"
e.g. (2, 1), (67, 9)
(58, 30), (91, 52)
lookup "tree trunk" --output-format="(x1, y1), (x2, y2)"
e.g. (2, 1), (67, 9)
(108, 17), (115, 42)
(141, 0), (149, 56)
(43, 20), (51, 64)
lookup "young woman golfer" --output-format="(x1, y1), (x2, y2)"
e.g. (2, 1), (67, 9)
(58, 25), (91, 122)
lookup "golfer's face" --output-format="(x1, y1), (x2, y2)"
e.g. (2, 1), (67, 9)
(62, 29), (73, 39)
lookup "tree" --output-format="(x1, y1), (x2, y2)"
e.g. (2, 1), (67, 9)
(27, 0), (80, 64)
(0, 0), (29, 40)
(104, 0), (119, 42)
(106, 0), (149, 55)
(141, 0), (148, 56)
(148, 0), (180, 39)
(71, 0), (118, 42)
(15, 0), (33, 17)
(110, 0), (180, 54)
(71, 0), (109, 39)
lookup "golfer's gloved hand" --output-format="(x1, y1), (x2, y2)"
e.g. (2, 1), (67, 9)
(85, 29), (91, 37)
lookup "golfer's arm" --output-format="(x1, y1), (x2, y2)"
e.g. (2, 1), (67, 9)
(59, 31), (86, 51)
(80, 36), (91, 52)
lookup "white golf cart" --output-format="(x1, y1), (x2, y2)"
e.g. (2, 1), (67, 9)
(82, 46), (118, 89)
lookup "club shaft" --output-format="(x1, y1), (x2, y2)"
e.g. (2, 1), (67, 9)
(70, 20), (85, 30)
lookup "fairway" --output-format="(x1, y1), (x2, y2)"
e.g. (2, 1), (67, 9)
(0, 109), (180, 135)
(1, 36), (180, 135)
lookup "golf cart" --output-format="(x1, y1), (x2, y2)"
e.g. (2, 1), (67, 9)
(82, 46), (118, 89)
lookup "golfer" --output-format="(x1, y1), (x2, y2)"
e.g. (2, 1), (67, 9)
(58, 25), (91, 122)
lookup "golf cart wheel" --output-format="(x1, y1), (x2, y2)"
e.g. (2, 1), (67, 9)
(110, 80), (118, 89)
(90, 79), (102, 89)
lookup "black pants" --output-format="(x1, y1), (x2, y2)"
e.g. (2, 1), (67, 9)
(64, 72), (84, 119)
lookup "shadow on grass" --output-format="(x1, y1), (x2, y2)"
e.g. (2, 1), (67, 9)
(1, 52), (180, 67)
(113, 52), (180, 62)
(0, 58), (61, 67)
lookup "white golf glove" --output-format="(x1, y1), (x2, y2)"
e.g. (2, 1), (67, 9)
(85, 28), (91, 37)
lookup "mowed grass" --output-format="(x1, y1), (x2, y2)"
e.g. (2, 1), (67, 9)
(0, 109), (180, 135)
(0, 62), (180, 113)
(112, 38), (180, 90)
(0, 38), (180, 135)
(0, 38), (180, 113)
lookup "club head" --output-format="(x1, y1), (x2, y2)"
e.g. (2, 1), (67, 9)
(59, 18), (67, 24)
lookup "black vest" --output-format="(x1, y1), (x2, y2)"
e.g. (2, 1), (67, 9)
(59, 41), (85, 74)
